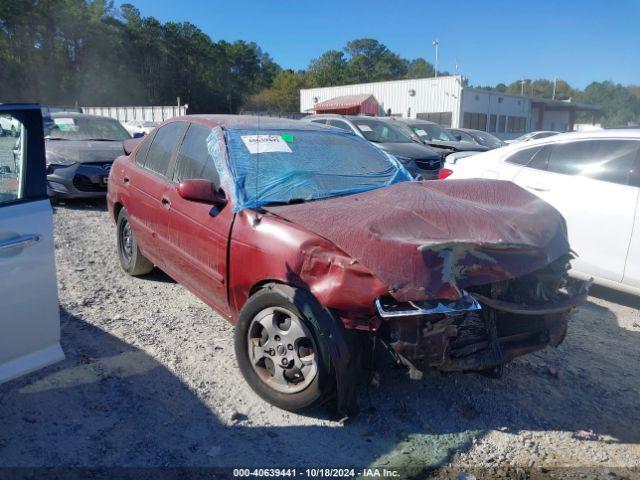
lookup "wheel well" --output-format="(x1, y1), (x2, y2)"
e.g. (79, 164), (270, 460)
(113, 202), (123, 222)
(248, 279), (287, 298)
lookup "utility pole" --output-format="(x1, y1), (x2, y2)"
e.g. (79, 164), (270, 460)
(552, 77), (557, 100)
(433, 39), (440, 77)
(520, 77), (528, 96)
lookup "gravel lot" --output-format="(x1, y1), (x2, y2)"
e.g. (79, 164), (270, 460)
(1, 202), (640, 478)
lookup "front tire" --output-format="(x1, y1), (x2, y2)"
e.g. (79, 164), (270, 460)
(116, 208), (153, 276)
(234, 284), (335, 411)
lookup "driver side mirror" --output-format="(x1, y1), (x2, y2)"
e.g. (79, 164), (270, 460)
(453, 134), (462, 141)
(177, 179), (227, 207)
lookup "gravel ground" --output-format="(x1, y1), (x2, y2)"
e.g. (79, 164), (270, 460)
(1, 202), (640, 478)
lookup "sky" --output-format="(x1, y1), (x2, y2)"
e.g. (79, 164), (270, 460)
(119, 0), (640, 89)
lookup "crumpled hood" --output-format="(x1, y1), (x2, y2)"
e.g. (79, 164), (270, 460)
(46, 140), (124, 164)
(266, 180), (570, 302)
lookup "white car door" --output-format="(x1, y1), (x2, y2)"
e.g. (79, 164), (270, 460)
(620, 155), (640, 289)
(0, 105), (63, 384)
(512, 138), (640, 283)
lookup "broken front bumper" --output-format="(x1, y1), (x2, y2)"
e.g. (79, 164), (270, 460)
(376, 280), (590, 373)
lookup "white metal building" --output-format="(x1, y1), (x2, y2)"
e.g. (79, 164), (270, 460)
(81, 105), (188, 123)
(300, 76), (598, 140)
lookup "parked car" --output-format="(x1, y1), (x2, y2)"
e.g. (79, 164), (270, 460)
(0, 105), (63, 384)
(122, 120), (157, 137)
(306, 114), (442, 179)
(505, 130), (560, 144)
(108, 115), (587, 413)
(44, 112), (131, 202)
(0, 115), (21, 137)
(395, 119), (489, 154)
(446, 129), (640, 296)
(447, 128), (507, 149)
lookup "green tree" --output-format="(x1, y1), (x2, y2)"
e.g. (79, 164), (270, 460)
(306, 50), (348, 87)
(577, 81), (640, 125)
(406, 58), (435, 79)
(245, 70), (304, 113)
(343, 38), (407, 83)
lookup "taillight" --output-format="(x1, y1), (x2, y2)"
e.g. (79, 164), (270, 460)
(438, 168), (453, 180)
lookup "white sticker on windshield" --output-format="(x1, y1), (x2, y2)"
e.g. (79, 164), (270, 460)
(357, 124), (373, 132)
(54, 118), (75, 125)
(241, 135), (292, 154)
(415, 129), (428, 136)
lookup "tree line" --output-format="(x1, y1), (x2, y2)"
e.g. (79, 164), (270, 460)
(1, 1), (638, 125)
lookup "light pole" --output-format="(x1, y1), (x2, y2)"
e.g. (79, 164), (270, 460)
(432, 39), (440, 77)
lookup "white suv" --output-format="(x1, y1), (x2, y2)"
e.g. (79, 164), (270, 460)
(446, 130), (640, 296)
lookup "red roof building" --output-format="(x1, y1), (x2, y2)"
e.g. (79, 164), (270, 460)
(313, 94), (381, 115)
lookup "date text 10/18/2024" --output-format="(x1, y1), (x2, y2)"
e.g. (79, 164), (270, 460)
(233, 468), (401, 478)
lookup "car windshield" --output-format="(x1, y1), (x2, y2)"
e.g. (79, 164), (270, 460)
(352, 118), (413, 143)
(473, 131), (505, 148)
(224, 129), (412, 211)
(45, 116), (131, 141)
(410, 123), (456, 142)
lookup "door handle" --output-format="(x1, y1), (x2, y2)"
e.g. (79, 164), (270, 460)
(161, 196), (171, 209)
(0, 234), (42, 252)
(525, 184), (551, 192)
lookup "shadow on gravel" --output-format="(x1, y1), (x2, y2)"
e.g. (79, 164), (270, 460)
(0, 298), (638, 473)
(141, 269), (177, 284)
(589, 283), (640, 310)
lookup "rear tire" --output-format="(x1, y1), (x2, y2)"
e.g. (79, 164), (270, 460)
(234, 284), (335, 411)
(117, 208), (153, 276)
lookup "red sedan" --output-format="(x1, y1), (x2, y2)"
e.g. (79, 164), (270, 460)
(107, 115), (588, 414)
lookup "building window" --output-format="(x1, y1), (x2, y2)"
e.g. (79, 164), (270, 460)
(416, 112), (452, 127)
(507, 116), (526, 133)
(498, 115), (506, 133)
(463, 112), (488, 131)
(489, 114), (497, 132)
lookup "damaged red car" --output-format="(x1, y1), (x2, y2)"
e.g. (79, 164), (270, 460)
(107, 115), (589, 413)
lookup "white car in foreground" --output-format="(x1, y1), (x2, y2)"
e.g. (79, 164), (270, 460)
(447, 130), (640, 296)
(0, 105), (63, 384)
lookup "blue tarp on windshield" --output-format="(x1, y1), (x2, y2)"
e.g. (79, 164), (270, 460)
(211, 128), (412, 212)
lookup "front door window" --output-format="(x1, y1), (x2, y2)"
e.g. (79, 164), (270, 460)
(0, 114), (24, 203)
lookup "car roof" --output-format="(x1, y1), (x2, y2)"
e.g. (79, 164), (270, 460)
(399, 119), (438, 126)
(524, 129), (640, 144)
(172, 114), (332, 132)
(450, 128), (483, 134)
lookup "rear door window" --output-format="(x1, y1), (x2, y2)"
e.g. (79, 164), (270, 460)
(134, 131), (155, 166)
(547, 140), (640, 186)
(505, 146), (545, 166)
(506, 145), (550, 170)
(144, 122), (188, 176)
(173, 124), (220, 186)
